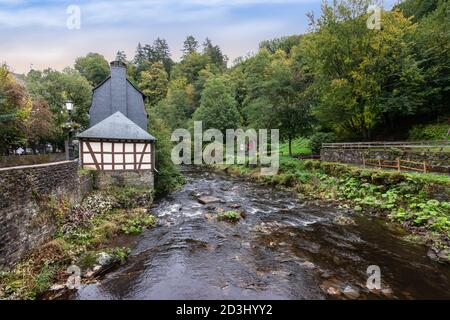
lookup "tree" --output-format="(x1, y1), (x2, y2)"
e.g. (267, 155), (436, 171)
(115, 50), (127, 63)
(0, 64), (30, 154)
(156, 77), (195, 131)
(300, 0), (422, 139)
(139, 62), (169, 106)
(25, 99), (54, 152)
(193, 76), (240, 133)
(397, 0), (440, 21)
(182, 35), (199, 56)
(244, 50), (314, 156)
(203, 38), (227, 69)
(171, 52), (211, 84)
(412, 0), (450, 119)
(74, 53), (110, 86)
(259, 35), (301, 54)
(134, 42), (146, 64)
(146, 111), (185, 196)
(26, 68), (92, 148)
(143, 38), (174, 74)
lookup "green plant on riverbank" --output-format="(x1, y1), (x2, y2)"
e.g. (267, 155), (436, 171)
(217, 210), (241, 222)
(0, 187), (157, 300)
(121, 210), (156, 234)
(215, 157), (450, 257)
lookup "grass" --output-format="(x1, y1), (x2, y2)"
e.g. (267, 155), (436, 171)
(278, 137), (311, 156)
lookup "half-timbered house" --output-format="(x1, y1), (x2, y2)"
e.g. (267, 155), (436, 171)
(77, 61), (156, 188)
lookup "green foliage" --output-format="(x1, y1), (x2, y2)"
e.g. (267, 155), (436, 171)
(108, 247), (131, 264)
(74, 52), (110, 86)
(309, 132), (337, 154)
(243, 49), (314, 155)
(155, 77), (195, 131)
(217, 210), (241, 222)
(32, 263), (59, 297)
(26, 67), (92, 139)
(147, 112), (185, 196)
(397, 0), (440, 21)
(121, 211), (156, 234)
(259, 35), (302, 54)
(182, 35), (199, 56)
(193, 75), (241, 133)
(139, 62), (169, 106)
(409, 123), (449, 141)
(0, 64), (30, 154)
(301, 1), (423, 139)
(108, 187), (153, 209)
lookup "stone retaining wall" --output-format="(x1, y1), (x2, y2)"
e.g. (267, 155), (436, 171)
(321, 149), (450, 174)
(94, 170), (154, 189)
(0, 160), (92, 267)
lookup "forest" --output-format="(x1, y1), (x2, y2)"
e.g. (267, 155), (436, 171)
(1, 0), (449, 191)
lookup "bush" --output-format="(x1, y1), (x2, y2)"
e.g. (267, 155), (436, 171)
(147, 114), (185, 197)
(409, 123), (449, 141)
(309, 132), (337, 154)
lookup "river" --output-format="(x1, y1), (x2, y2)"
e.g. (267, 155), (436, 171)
(72, 167), (450, 299)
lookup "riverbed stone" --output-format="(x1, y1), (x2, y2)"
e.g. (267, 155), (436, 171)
(381, 287), (394, 297)
(299, 261), (316, 269)
(326, 287), (340, 296)
(96, 252), (113, 266)
(333, 215), (356, 226)
(343, 286), (360, 299)
(198, 196), (222, 204)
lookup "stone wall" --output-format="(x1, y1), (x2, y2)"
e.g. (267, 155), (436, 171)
(321, 149), (450, 173)
(94, 170), (154, 190)
(0, 160), (92, 267)
(0, 153), (66, 168)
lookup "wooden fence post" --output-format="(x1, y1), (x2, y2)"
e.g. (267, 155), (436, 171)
(362, 155), (366, 169)
(378, 158), (381, 169)
(397, 158), (400, 172)
(423, 161), (427, 173)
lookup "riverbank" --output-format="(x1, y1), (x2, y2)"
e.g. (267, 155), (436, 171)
(72, 167), (450, 299)
(0, 187), (156, 300)
(213, 158), (450, 264)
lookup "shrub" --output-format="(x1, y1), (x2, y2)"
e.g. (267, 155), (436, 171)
(409, 123), (449, 141)
(147, 115), (185, 197)
(309, 132), (337, 154)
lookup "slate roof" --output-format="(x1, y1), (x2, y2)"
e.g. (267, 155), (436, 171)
(92, 75), (146, 97)
(88, 61), (148, 131)
(77, 112), (156, 141)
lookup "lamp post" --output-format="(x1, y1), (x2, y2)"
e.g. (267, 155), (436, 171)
(64, 101), (74, 160)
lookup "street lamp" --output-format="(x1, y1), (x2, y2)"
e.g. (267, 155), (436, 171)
(64, 101), (74, 160)
(65, 101), (74, 112)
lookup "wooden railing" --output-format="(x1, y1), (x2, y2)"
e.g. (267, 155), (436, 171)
(322, 140), (450, 152)
(363, 157), (429, 173)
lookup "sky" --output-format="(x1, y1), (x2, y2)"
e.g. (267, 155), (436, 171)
(0, 0), (397, 74)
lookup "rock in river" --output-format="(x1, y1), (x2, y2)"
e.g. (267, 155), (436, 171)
(198, 196), (222, 204)
(343, 286), (360, 299)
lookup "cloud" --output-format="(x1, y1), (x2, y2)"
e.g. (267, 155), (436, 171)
(0, 0), (321, 28)
(0, 0), (322, 72)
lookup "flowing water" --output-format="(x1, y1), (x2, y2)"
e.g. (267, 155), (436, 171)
(73, 167), (450, 299)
